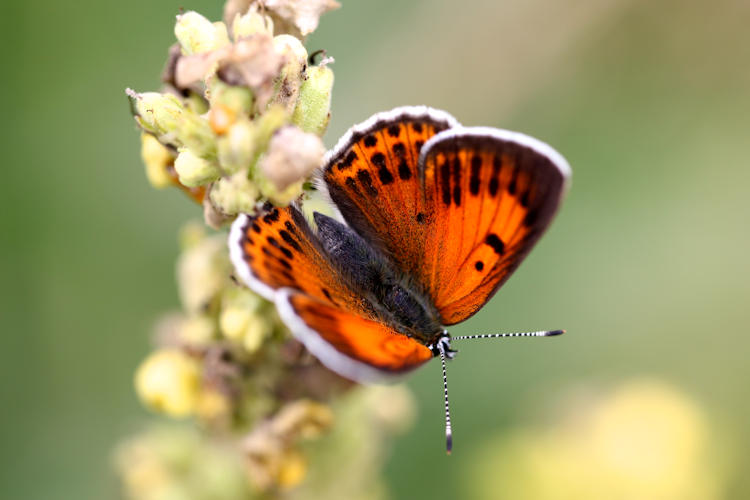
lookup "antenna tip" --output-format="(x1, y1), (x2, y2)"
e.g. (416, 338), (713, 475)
(446, 430), (453, 455)
(549, 329), (565, 336)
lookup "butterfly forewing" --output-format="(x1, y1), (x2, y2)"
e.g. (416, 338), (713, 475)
(230, 204), (368, 315)
(321, 107), (459, 280)
(420, 128), (570, 324)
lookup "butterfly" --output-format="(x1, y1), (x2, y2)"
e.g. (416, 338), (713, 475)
(229, 106), (570, 453)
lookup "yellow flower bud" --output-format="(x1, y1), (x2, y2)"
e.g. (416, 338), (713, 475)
(232, 4), (274, 38)
(292, 64), (334, 136)
(140, 133), (174, 189)
(135, 349), (201, 417)
(277, 449), (307, 490)
(177, 234), (229, 313)
(195, 387), (231, 422)
(174, 149), (221, 187)
(175, 11), (229, 55)
(241, 315), (271, 353)
(181, 314), (215, 346)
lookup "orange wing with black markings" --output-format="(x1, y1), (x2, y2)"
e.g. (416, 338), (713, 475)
(229, 203), (369, 315)
(419, 128), (570, 324)
(275, 289), (433, 381)
(321, 106), (459, 280)
(322, 110), (570, 326)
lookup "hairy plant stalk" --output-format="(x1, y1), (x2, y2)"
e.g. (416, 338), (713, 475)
(115, 2), (415, 498)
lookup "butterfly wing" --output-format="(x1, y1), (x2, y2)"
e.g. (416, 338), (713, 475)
(275, 289), (433, 382)
(322, 108), (570, 325)
(320, 106), (460, 280)
(419, 128), (570, 324)
(229, 203), (434, 382)
(229, 202), (366, 313)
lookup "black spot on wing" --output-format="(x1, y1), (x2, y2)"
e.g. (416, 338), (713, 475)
(485, 233), (505, 255)
(489, 155), (501, 197)
(279, 229), (302, 252)
(357, 169), (378, 196)
(475, 260), (484, 271)
(452, 156), (462, 206)
(363, 134), (377, 147)
(440, 160), (451, 205)
(470, 156), (481, 195)
(412, 122), (423, 133)
(398, 160), (411, 180)
(387, 124), (401, 137)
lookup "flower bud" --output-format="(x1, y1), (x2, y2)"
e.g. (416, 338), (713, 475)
(258, 126), (325, 201)
(209, 171), (259, 216)
(292, 64), (334, 135)
(232, 4), (274, 38)
(127, 90), (217, 159)
(269, 35), (308, 113)
(217, 120), (257, 173)
(208, 82), (254, 134)
(175, 11), (230, 55)
(181, 314), (216, 346)
(135, 349), (201, 417)
(140, 133), (174, 189)
(174, 149), (221, 187)
(177, 234), (229, 314)
(277, 449), (306, 490)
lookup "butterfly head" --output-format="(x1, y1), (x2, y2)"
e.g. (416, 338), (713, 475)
(430, 331), (457, 360)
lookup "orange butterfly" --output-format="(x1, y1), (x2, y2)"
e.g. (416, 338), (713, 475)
(229, 106), (570, 453)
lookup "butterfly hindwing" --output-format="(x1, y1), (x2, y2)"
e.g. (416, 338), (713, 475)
(275, 289), (433, 382)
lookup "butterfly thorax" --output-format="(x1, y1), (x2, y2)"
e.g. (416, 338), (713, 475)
(314, 212), (444, 344)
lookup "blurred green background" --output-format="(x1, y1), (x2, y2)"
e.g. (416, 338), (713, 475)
(2, 0), (749, 498)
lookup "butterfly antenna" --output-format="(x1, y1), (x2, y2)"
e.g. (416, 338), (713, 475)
(437, 342), (453, 455)
(452, 329), (565, 341)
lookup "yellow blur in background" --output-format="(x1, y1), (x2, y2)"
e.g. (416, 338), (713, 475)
(1, 0), (748, 499)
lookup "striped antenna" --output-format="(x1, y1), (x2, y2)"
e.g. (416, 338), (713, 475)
(452, 329), (565, 341)
(437, 342), (453, 455)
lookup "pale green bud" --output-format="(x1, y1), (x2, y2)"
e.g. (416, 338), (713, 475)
(128, 90), (184, 137)
(232, 4), (274, 38)
(253, 105), (290, 156)
(174, 149), (221, 187)
(217, 120), (257, 174)
(209, 170), (260, 216)
(127, 89), (217, 159)
(135, 349), (201, 417)
(261, 179), (305, 206)
(292, 64), (334, 136)
(270, 35), (308, 113)
(210, 82), (254, 117)
(175, 11), (230, 55)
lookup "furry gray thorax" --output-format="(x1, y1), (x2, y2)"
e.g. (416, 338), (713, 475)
(313, 212), (443, 344)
